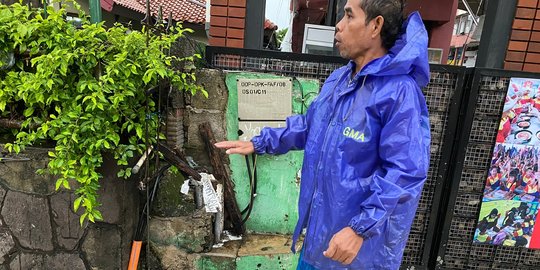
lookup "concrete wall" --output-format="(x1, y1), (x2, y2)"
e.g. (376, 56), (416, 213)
(149, 69), (318, 269)
(224, 72), (319, 234)
(0, 147), (138, 269)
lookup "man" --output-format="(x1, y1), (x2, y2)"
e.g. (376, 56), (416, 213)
(215, 0), (430, 268)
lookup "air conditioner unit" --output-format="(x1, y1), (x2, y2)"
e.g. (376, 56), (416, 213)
(302, 24), (335, 56)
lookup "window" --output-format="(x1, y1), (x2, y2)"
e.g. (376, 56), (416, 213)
(459, 16), (467, 34)
(465, 16), (473, 34)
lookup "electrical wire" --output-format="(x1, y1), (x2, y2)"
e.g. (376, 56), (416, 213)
(292, 76), (317, 114)
(241, 153), (257, 225)
(134, 164), (172, 240)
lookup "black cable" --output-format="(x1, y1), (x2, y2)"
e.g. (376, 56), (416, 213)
(134, 163), (171, 240)
(252, 153), (257, 201)
(293, 76), (318, 115)
(241, 155), (253, 215)
(241, 154), (257, 224)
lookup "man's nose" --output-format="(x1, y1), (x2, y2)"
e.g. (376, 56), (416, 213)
(335, 18), (343, 32)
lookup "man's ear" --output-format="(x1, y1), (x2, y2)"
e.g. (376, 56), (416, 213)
(371, 15), (384, 38)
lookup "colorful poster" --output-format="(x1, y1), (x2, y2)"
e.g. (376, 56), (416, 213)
(474, 78), (540, 249)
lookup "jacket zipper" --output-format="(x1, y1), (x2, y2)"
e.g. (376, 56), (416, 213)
(304, 86), (346, 255)
(304, 70), (351, 257)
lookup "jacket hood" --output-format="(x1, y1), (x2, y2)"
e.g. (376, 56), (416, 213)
(357, 11), (430, 87)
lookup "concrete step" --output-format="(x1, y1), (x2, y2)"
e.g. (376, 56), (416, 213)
(197, 234), (302, 270)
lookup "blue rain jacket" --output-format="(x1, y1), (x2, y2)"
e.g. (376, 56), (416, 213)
(251, 12), (430, 269)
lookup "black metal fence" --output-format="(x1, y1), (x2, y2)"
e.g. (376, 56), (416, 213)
(205, 46), (347, 84)
(435, 68), (540, 270)
(401, 65), (467, 268)
(205, 46), (540, 269)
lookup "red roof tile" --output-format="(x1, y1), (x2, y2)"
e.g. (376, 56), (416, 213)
(112, 0), (206, 24)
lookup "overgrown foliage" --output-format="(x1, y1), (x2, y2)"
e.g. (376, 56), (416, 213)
(0, 1), (205, 224)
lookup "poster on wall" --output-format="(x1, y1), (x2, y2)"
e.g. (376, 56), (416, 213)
(474, 78), (540, 249)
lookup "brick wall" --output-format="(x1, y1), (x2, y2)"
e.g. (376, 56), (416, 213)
(505, 0), (540, 72)
(209, 0), (246, 48)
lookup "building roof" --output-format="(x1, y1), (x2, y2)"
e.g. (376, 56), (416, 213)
(102, 0), (206, 24)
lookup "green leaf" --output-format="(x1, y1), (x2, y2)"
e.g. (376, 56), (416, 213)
(79, 213), (88, 226)
(62, 179), (70, 189)
(23, 107), (34, 117)
(55, 179), (62, 190)
(93, 210), (103, 220)
(201, 88), (208, 98)
(17, 24), (27, 37)
(0, 8), (12, 19)
(74, 197), (83, 212)
(71, 133), (78, 143)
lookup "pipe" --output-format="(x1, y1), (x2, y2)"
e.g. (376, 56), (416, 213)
(88, 0), (102, 23)
(132, 146), (153, 174)
(461, 0), (478, 25)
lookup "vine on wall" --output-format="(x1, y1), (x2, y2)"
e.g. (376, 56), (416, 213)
(0, 1), (205, 224)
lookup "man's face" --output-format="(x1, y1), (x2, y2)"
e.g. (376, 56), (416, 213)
(334, 0), (375, 60)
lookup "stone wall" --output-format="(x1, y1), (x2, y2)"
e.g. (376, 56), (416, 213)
(0, 68), (274, 270)
(148, 68), (230, 269)
(0, 147), (139, 269)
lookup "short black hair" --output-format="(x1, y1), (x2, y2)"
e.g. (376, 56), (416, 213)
(359, 0), (405, 50)
(509, 169), (519, 177)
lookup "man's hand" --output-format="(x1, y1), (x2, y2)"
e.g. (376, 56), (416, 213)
(323, 227), (364, 265)
(214, 141), (255, 155)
